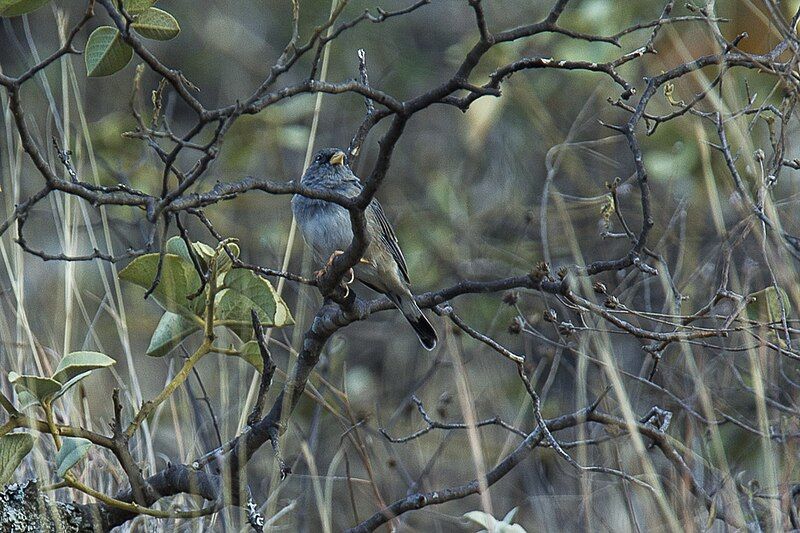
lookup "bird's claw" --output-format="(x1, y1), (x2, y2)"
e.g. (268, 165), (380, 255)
(326, 249), (345, 268)
(315, 250), (355, 297)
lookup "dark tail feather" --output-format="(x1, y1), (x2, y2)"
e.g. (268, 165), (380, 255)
(406, 312), (437, 350)
(390, 292), (438, 351)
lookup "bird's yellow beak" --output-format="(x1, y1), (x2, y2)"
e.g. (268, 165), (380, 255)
(330, 151), (345, 166)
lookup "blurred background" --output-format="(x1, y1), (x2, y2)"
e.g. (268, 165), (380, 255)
(3, 0), (800, 531)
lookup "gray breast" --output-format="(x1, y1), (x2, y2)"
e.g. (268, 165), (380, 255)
(292, 196), (354, 263)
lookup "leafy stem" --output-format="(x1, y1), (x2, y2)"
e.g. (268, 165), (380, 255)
(125, 339), (212, 440)
(41, 400), (62, 450)
(123, 245), (225, 439)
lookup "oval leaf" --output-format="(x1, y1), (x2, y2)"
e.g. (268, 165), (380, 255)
(119, 253), (202, 317)
(16, 390), (39, 411)
(52, 371), (93, 401)
(222, 269), (293, 327)
(237, 341), (265, 373)
(122, 0), (157, 15)
(216, 242), (240, 273)
(165, 235), (191, 261)
(166, 236), (213, 271)
(0, 433), (35, 484)
(9, 372), (62, 403)
(55, 437), (92, 478)
(273, 290), (294, 327)
(0, 0), (49, 17)
(147, 311), (201, 357)
(131, 7), (180, 40)
(214, 288), (269, 339)
(85, 26), (133, 77)
(52, 351), (116, 385)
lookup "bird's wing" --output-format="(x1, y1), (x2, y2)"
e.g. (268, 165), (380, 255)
(369, 200), (410, 284)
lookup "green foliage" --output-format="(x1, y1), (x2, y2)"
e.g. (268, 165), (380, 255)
(51, 351), (116, 385)
(0, 433), (35, 484)
(8, 352), (116, 406)
(146, 312), (201, 357)
(85, 4), (179, 77)
(0, 0), (49, 17)
(121, 238), (293, 361)
(50, 352), (117, 400)
(85, 27), (133, 77)
(55, 437), (92, 478)
(8, 372), (62, 404)
(130, 7), (180, 40)
(15, 390), (39, 411)
(122, 0), (158, 15)
(216, 242), (240, 273)
(166, 236), (215, 270)
(215, 268), (294, 337)
(119, 254), (203, 317)
(236, 340), (265, 373)
(165, 236), (238, 273)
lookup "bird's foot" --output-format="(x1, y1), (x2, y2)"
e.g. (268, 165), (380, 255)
(314, 250), (355, 297)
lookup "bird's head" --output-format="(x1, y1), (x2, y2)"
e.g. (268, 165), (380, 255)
(301, 148), (352, 186)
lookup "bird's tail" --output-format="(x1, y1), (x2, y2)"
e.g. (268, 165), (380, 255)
(389, 292), (437, 351)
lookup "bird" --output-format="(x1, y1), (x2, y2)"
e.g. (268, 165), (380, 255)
(291, 148), (438, 350)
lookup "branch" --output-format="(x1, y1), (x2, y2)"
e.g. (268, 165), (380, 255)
(348, 397), (602, 532)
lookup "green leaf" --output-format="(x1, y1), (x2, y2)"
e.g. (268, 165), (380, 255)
(215, 242), (240, 273)
(222, 269), (293, 327)
(165, 235), (194, 264)
(84, 26), (133, 77)
(52, 351), (116, 385)
(51, 371), (92, 402)
(8, 372), (62, 403)
(0, 0), (49, 17)
(55, 437), (92, 478)
(214, 288), (268, 338)
(0, 433), (34, 484)
(273, 290), (294, 327)
(131, 7), (180, 40)
(119, 253), (202, 317)
(164, 237), (239, 274)
(16, 390), (39, 411)
(237, 341), (265, 373)
(147, 312), (201, 357)
(122, 0), (157, 15)
(47, 351), (116, 400)
(165, 236), (214, 271)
